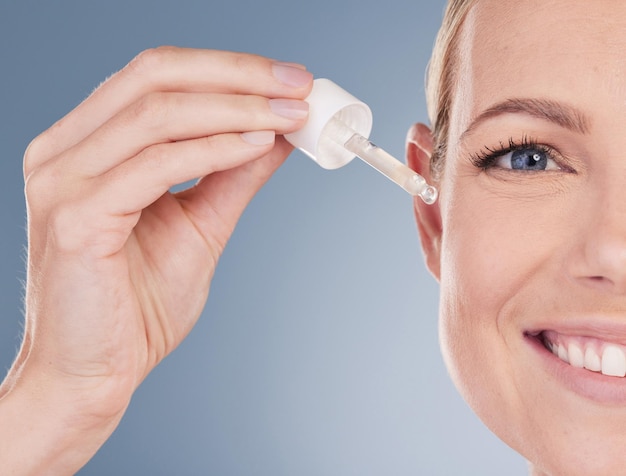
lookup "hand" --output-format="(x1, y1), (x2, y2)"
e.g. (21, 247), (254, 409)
(0, 47), (312, 474)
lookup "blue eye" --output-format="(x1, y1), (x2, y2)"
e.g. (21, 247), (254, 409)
(496, 147), (559, 171)
(470, 138), (566, 173)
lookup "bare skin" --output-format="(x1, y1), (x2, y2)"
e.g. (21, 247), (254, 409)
(12, 2), (626, 473)
(0, 47), (312, 475)
(409, 1), (626, 474)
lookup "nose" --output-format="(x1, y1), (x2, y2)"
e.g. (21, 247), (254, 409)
(570, 185), (626, 294)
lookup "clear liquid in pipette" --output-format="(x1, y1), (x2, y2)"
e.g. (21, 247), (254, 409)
(324, 121), (437, 204)
(343, 134), (437, 204)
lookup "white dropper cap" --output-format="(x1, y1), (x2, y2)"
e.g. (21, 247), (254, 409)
(284, 78), (373, 170)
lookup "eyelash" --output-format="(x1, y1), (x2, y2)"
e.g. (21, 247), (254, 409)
(470, 135), (557, 170)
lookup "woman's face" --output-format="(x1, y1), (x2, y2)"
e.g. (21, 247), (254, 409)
(414, 0), (626, 473)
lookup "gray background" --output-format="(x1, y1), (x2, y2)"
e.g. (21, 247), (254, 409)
(0, 1), (526, 474)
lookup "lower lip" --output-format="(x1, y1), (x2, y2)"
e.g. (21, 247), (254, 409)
(525, 334), (626, 405)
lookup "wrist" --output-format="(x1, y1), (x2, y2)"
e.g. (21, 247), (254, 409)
(0, 361), (128, 475)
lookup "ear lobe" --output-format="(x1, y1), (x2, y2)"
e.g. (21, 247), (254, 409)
(406, 123), (443, 280)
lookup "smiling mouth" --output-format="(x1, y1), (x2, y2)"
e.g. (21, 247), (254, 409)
(533, 330), (626, 378)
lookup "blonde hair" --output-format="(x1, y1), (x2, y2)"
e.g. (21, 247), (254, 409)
(426, 0), (476, 179)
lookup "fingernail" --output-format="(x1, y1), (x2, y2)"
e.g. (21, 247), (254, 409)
(241, 130), (275, 145)
(272, 62), (313, 88)
(275, 61), (307, 70)
(269, 98), (309, 120)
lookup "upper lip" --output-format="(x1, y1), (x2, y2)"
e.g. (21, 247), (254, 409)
(522, 314), (626, 404)
(524, 315), (626, 346)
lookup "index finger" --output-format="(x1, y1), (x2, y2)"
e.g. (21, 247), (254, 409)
(25, 47), (313, 171)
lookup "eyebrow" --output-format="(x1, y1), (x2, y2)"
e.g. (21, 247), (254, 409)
(460, 98), (591, 140)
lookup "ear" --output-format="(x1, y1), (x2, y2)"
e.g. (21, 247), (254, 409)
(406, 123), (442, 280)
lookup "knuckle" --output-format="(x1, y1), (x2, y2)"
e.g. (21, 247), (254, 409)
(126, 46), (176, 76)
(24, 163), (56, 209)
(47, 195), (129, 257)
(243, 95), (271, 124)
(46, 194), (108, 255)
(199, 136), (221, 173)
(24, 159), (82, 219)
(140, 142), (173, 171)
(26, 171), (127, 256)
(23, 134), (48, 178)
(23, 168), (42, 201)
(231, 51), (255, 73)
(130, 91), (173, 127)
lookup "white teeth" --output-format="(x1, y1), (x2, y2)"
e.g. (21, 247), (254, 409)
(584, 347), (602, 372)
(568, 343), (584, 368)
(545, 334), (626, 377)
(601, 346), (626, 377)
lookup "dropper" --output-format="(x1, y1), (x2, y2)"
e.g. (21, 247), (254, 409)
(327, 116), (437, 204)
(284, 78), (438, 205)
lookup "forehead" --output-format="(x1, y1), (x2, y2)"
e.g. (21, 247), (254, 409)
(450, 0), (626, 138)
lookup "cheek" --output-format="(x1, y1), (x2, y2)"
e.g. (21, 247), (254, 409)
(436, 175), (571, 433)
(438, 193), (520, 399)
(438, 180), (542, 329)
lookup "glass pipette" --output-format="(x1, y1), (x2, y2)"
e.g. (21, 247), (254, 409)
(324, 116), (438, 204)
